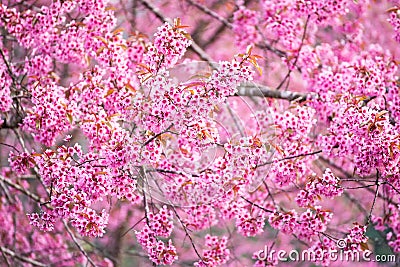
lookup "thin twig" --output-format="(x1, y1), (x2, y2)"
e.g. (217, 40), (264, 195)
(0, 246), (12, 267)
(0, 142), (20, 152)
(120, 217), (146, 237)
(63, 220), (97, 267)
(367, 170), (380, 225)
(0, 118), (23, 129)
(142, 124), (174, 147)
(263, 181), (277, 207)
(257, 149), (323, 167)
(185, 0), (286, 58)
(344, 184), (377, 190)
(319, 157), (398, 205)
(12, 129), (49, 196)
(275, 15), (310, 90)
(170, 206), (203, 261)
(185, 0), (231, 28)
(240, 196), (273, 213)
(138, 0), (168, 23)
(0, 48), (15, 79)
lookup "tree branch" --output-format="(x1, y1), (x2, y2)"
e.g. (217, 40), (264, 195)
(0, 117), (22, 129)
(0, 174), (43, 203)
(141, 123), (174, 147)
(170, 206), (203, 261)
(63, 220), (97, 267)
(240, 196), (273, 213)
(236, 83), (309, 101)
(0, 246), (47, 267)
(185, 0), (231, 28)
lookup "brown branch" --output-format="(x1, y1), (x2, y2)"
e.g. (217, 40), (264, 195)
(0, 247), (11, 267)
(147, 168), (200, 178)
(120, 216), (146, 237)
(0, 118), (22, 130)
(0, 174), (43, 203)
(240, 196), (273, 213)
(0, 142), (20, 152)
(138, 0), (167, 23)
(0, 246), (47, 267)
(367, 170), (380, 225)
(0, 48), (15, 80)
(189, 41), (217, 67)
(225, 102), (245, 136)
(12, 129), (49, 196)
(185, 0), (231, 28)
(236, 83), (309, 101)
(78, 238), (118, 264)
(189, 1), (232, 48)
(170, 206), (203, 262)
(141, 123), (174, 147)
(63, 220), (97, 267)
(139, 0), (309, 102)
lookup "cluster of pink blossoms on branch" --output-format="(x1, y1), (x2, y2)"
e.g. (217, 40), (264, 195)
(0, 0), (399, 266)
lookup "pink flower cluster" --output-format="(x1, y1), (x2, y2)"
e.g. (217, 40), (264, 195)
(292, 0), (348, 24)
(28, 211), (56, 232)
(236, 211), (266, 237)
(25, 142), (139, 237)
(0, 196), (80, 266)
(153, 22), (192, 69)
(343, 223), (368, 251)
(297, 206), (333, 240)
(233, 6), (260, 50)
(268, 210), (298, 234)
(388, 8), (400, 43)
(1, 0), (399, 265)
(269, 206), (333, 241)
(135, 206), (177, 265)
(308, 236), (338, 266)
(318, 97), (400, 178)
(0, 48), (12, 113)
(296, 168), (343, 207)
(194, 235), (230, 266)
(143, 21), (192, 72)
(8, 150), (35, 175)
(257, 106), (317, 186)
(373, 204), (400, 252)
(185, 205), (217, 231)
(0, 1), (116, 66)
(207, 60), (254, 103)
(22, 80), (71, 146)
